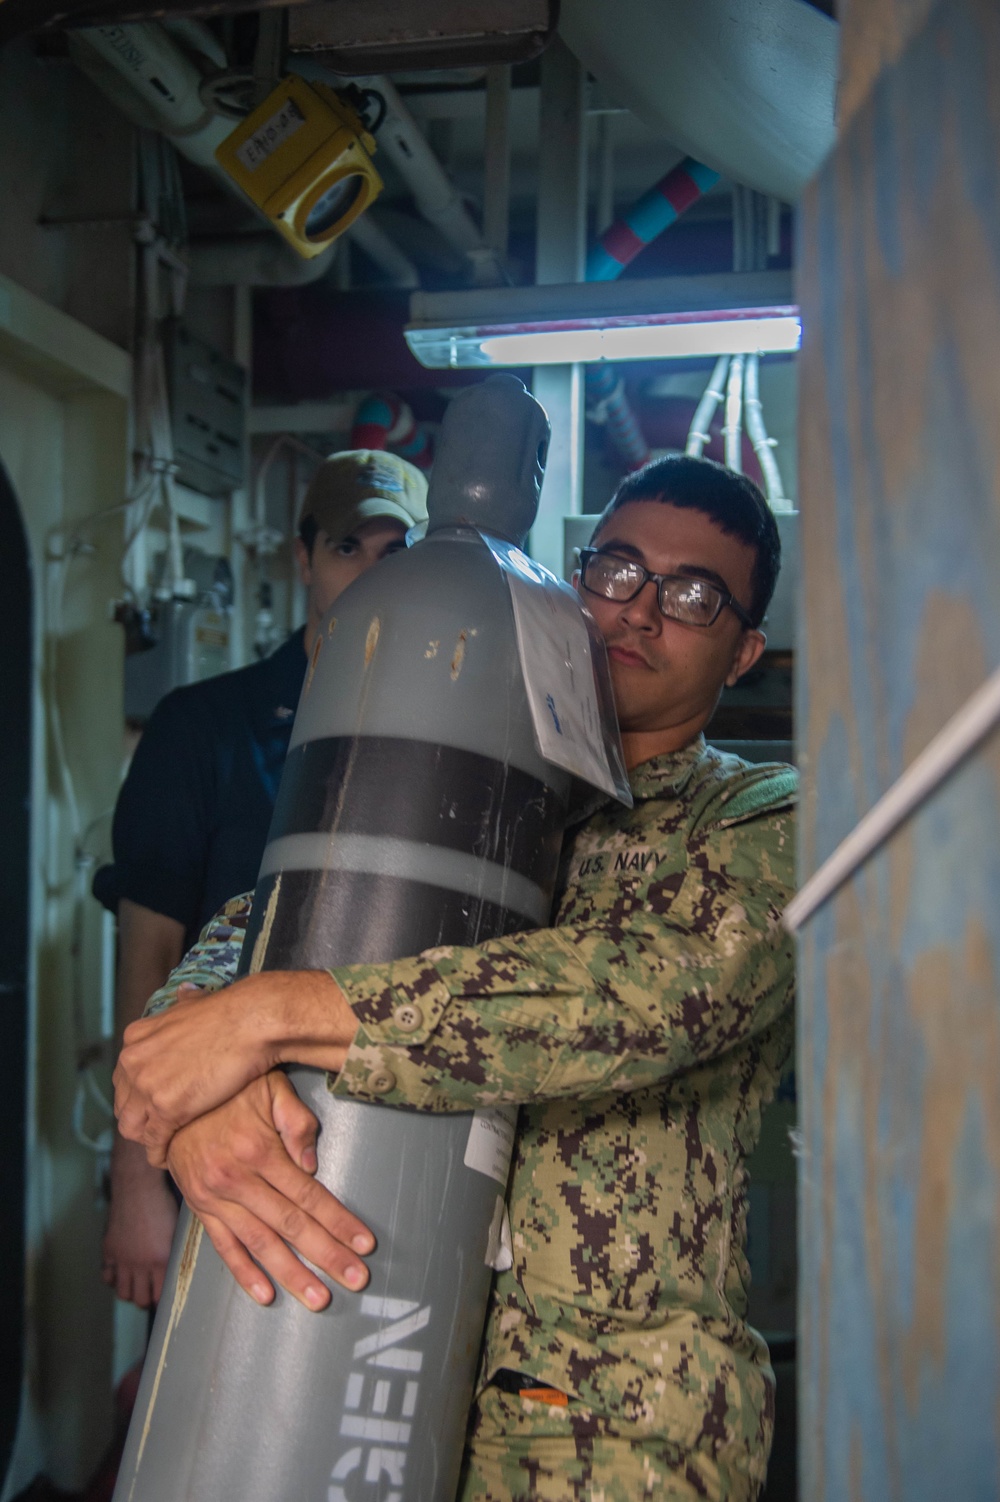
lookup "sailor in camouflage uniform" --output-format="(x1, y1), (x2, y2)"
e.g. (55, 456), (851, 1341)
(116, 457), (797, 1501)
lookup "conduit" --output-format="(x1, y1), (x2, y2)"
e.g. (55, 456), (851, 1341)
(743, 353), (792, 510)
(685, 354), (731, 457)
(724, 354), (745, 473)
(350, 393), (433, 469)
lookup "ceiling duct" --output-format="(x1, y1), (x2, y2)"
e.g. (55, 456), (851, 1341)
(559, 0), (838, 201)
(288, 0), (557, 73)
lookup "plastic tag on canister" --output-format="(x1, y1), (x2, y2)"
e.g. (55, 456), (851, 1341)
(483, 534), (632, 804)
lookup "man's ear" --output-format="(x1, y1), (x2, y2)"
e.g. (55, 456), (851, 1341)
(571, 569), (581, 591)
(293, 536), (311, 589)
(726, 628), (767, 687)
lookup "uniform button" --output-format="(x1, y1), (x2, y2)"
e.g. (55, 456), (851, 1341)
(393, 1002), (423, 1032)
(366, 1068), (397, 1095)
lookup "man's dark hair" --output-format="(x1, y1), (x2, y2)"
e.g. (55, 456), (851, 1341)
(589, 455), (781, 629)
(298, 514), (319, 557)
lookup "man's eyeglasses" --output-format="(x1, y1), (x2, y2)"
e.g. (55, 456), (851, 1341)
(578, 549), (754, 630)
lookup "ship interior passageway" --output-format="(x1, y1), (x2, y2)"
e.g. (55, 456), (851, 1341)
(1, 3), (998, 1501)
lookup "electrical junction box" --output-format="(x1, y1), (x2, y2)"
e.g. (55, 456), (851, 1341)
(124, 552), (234, 721)
(215, 74), (382, 259)
(124, 600), (231, 721)
(165, 322), (246, 498)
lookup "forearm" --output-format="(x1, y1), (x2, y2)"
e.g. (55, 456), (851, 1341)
(115, 965), (359, 1163)
(330, 869), (794, 1112)
(143, 894), (252, 1017)
(117, 898), (185, 1031)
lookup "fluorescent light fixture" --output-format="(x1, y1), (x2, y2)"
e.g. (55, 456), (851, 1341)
(477, 315), (800, 366)
(405, 275), (800, 370)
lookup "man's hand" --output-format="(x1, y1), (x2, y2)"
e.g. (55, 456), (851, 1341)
(167, 1070), (374, 1310)
(115, 969), (357, 1167)
(102, 1135), (179, 1307)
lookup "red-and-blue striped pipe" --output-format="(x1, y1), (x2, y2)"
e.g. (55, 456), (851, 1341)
(350, 392), (433, 469)
(586, 363), (651, 471)
(586, 156), (721, 282)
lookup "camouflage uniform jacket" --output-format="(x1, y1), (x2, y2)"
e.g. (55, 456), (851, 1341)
(148, 738), (797, 1487)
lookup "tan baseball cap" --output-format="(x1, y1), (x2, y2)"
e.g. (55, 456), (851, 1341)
(299, 449), (429, 543)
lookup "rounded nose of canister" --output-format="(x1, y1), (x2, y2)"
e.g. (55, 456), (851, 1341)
(426, 374), (550, 545)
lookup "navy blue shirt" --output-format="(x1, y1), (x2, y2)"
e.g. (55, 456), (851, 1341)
(94, 629), (307, 948)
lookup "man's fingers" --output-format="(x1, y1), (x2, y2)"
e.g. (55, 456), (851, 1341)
(197, 1212), (276, 1308)
(265, 1075), (375, 1255)
(280, 1160), (376, 1258)
(269, 1073), (319, 1174)
(193, 1150), (371, 1300)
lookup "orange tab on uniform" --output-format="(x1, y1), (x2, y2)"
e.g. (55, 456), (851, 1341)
(517, 1386), (569, 1406)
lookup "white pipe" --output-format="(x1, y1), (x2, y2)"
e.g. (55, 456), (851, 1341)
(189, 233), (337, 287)
(345, 215), (420, 288)
(686, 354), (730, 457)
(70, 24), (232, 170)
(357, 73), (503, 285)
(74, 25), (421, 291)
(743, 354), (793, 510)
(784, 665), (1000, 934)
(723, 353), (745, 472)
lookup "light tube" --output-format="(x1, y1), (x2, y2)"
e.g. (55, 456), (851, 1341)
(404, 312), (801, 369)
(480, 316), (800, 365)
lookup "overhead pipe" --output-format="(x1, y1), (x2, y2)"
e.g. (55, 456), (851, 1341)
(350, 392), (433, 470)
(354, 73), (504, 287)
(345, 213), (420, 288)
(71, 24), (417, 290)
(189, 233), (334, 287)
(69, 23), (233, 172)
(586, 156), (721, 281)
(582, 157), (720, 473)
(189, 218), (418, 289)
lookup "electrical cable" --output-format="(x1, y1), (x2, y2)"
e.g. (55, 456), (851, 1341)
(723, 353), (745, 473)
(743, 353), (793, 511)
(686, 354), (730, 457)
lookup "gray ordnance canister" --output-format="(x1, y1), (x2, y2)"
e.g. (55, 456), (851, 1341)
(115, 377), (597, 1502)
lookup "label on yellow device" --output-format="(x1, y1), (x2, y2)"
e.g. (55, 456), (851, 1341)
(216, 74), (382, 258)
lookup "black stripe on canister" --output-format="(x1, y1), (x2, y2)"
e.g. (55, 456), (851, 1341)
(268, 736), (565, 883)
(238, 868), (537, 975)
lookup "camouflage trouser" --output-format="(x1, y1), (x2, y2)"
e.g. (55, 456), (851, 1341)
(458, 1385), (762, 1502)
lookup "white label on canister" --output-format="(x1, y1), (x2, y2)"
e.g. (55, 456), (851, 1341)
(237, 98), (306, 171)
(481, 535), (630, 802)
(484, 1195), (514, 1271)
(464, 1107), (517, 1184)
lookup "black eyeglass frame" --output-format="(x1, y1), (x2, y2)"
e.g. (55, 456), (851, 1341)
(578, 548), (755, 630)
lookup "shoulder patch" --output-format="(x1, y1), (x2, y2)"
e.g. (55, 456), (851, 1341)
(712, 767), (798, 827)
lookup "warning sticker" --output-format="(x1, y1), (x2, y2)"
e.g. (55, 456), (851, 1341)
(464, 1107), (517, 1185)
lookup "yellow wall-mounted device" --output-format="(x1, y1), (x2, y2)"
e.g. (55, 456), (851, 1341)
(215, 74), (382, 259)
